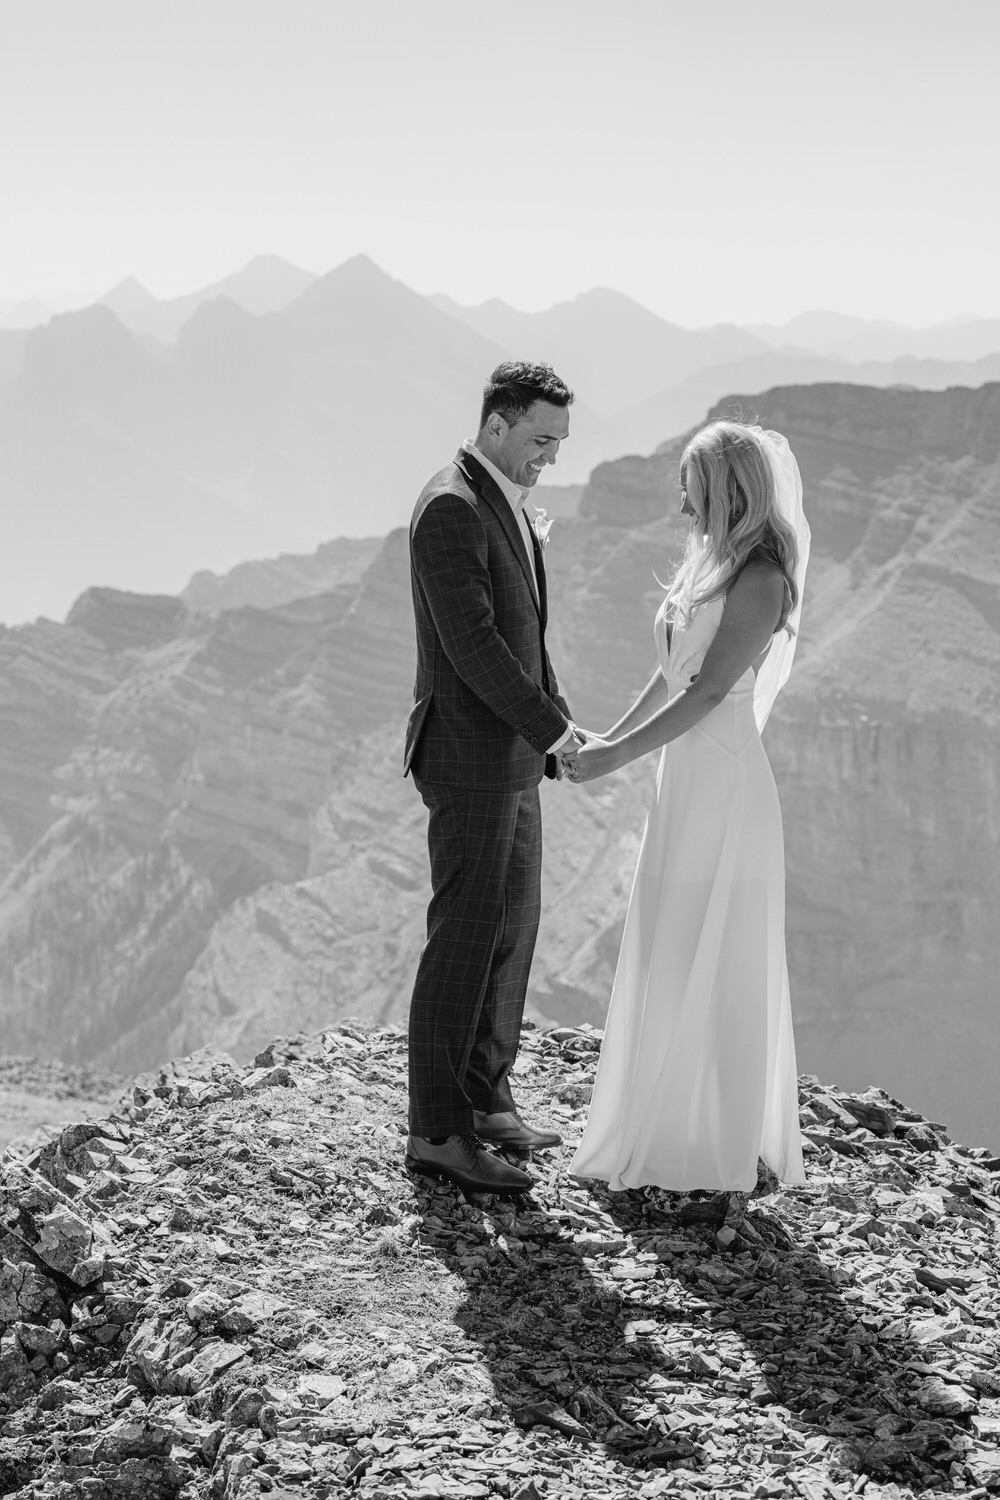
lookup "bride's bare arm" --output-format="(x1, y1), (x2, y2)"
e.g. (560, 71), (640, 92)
(604, 668), (675, 739)
(572, 563), (785, 780)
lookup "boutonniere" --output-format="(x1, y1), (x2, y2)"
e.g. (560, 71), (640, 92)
(528, 505), (554, 551)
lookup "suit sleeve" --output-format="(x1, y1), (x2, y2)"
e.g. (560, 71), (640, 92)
(412, 494), (569, 752)
(545, 650), (571, 722)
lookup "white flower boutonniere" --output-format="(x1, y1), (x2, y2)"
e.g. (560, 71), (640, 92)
(529, 506), (554, 551)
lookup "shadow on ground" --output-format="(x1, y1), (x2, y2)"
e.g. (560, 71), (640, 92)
(411, 1172), (975, 1491)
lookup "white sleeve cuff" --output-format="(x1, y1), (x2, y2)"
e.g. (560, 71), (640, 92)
(547, 723), (575, 754)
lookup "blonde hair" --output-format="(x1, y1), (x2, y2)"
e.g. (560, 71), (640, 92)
(665, 420), (800, 634)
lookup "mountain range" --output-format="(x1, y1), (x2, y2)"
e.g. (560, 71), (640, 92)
(0, 257), (519, 624)
(4, 256), (1000, 627)
(1, 380), (998, 1152)
(746, 309), (1000, 364)
(98, 255), (317, 344)
(7, 263), (1000, 365)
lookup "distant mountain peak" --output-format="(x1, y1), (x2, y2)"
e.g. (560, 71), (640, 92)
(100, 277), (159, 310)
(179, 294), (260, 340)
(332, 252), (385, 277)
(108, 275), (153, 296)
(238, 253), (313, 275)
(32, 302), (133, 349)
(289, 254), (402, 313)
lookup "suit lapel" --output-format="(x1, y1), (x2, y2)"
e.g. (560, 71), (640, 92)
(455, 451), (540, 616)
(524, 515), (548, 629)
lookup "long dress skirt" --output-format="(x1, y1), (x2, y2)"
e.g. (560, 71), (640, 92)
(570, 599), (805, 1193)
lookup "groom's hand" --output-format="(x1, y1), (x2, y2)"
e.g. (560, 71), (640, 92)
(554, 727), (584, 780)
(557, 726), (599, 780)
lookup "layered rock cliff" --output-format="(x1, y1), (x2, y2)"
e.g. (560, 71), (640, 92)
(1, 383), (998, 1150)
(181, 537), (382, 616)
(0, 537), (414, 1072)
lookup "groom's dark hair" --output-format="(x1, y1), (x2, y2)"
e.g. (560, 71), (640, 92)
(479, 361), (574, 429)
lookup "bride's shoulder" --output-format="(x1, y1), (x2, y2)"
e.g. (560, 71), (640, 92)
(730, 554), (783, 592)
(733, 542), (783, 587)
(726, 554), (786, 626)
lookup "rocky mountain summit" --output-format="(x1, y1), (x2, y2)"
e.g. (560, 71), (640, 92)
(2, 1023), (1000, 1499)
(1, 382), (999, 1148)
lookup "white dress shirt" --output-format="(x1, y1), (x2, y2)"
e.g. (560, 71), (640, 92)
(461, 439), (539, 593)
(461, 440), (574, 756)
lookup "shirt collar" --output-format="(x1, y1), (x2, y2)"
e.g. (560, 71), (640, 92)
(461, 439), (528, 516)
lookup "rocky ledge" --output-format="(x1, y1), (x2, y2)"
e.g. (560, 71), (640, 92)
(1, 1028), (999, 1499)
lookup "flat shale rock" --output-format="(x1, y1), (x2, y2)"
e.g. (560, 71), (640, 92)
(0, 1026), (998, 1498)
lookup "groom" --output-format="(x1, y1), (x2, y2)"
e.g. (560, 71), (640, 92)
(404, 361), (578, 1193)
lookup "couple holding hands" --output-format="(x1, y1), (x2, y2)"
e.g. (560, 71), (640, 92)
(404, 361), (809, 1198)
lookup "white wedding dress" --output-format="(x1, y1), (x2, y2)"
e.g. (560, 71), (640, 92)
(570, 594), (805, 1193)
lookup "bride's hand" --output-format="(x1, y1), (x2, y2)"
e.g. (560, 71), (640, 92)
(565, 737), (624, 784)
(558, 725), (608, 779)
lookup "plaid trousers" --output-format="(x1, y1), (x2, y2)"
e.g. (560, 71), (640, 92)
(408, 776), (543, 1137)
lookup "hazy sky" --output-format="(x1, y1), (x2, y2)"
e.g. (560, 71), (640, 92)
(2, 0), (998, 326)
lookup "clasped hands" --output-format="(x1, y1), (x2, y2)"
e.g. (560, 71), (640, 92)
(556, 724), (621, 785)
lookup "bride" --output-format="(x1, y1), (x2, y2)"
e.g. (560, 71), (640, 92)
(563, 420), (810, 1192)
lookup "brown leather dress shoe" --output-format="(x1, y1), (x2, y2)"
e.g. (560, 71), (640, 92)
(473, 1110), (562, 1151)
(406, 1133), (534, 1194)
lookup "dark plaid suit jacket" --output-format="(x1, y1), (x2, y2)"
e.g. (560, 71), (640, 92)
(405, 449), (570, 791)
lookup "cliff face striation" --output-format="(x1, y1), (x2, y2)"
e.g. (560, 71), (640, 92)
(180, 537), (383, 616)
(1, 383), (998, 1149)
(0, 538), (414, 1073)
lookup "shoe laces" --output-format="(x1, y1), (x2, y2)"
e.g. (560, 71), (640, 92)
(451, 1133), (480, 1164)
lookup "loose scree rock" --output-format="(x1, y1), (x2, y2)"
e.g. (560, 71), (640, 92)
(1, 1022), (1000, 1498)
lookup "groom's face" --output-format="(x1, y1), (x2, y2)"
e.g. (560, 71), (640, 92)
(490, 401), (571, 489)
